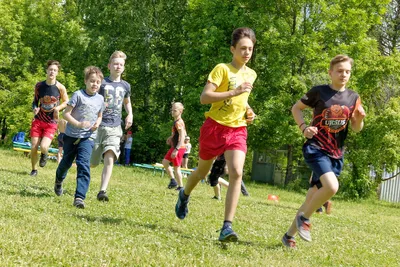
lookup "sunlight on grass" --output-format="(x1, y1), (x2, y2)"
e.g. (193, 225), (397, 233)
(0, 148), (399, 266)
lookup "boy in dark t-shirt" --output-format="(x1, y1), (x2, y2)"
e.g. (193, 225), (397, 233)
(30, 60), (69, 176)
(282, 55), (366, 248)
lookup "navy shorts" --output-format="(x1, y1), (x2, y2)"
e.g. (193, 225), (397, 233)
(303, 143), (343, 189)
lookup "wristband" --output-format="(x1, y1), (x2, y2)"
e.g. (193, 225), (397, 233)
(302, 126), (308, 134)
(299, 122), (306, 129)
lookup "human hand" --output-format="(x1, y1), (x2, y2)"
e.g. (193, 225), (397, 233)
(303, 126), (318, 139)
(234, 82), (253, 96)
(171, 149), (177, 159)
(33, 107), (40, 115)
(125, 114), (133, 129)
(90, 123), (99, 132)
(352, 103), (366, 121)
(245, 108), (257, 124)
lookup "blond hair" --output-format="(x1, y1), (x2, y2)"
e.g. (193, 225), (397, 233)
(172, 102), (184, 111)
(109, 51), (127, 63)
(330, 55), (353, 70)
(84, 66), (104, 82)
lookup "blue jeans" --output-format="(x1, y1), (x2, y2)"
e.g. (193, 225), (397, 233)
(56, 135), (94, 199)
(124, 148), (131, 165)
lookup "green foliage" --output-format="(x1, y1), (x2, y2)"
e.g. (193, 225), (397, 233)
(1, 0), (400, 198)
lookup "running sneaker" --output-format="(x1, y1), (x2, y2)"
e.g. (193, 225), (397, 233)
(240, 181), (249, 196)
(281, 233), (296, 248)
(97, 190), (109, 201)
(296, 212), (312, 242)
(218, 226), (238, 242)
(73, 198), (85, 209)
(167, 179), (178, 189)
(39, 153), (48, 167)
(316, 207), (323, 214)
(54, 179), (63, 196)
(212, 196), (222, 201)
(29, 170), (38, 177)
(175, 188), (189, 220)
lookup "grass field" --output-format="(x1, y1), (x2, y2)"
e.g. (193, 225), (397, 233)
(0, 148), (399, 266)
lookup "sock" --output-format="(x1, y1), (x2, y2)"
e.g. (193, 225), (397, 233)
(300, 215), (309, 222)
(181, 190), (189, 200)
(223, 220), (232, 229)
(285, 232), (293, 239)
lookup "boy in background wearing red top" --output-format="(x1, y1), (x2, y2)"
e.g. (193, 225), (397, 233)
(163, 102), (187, 191)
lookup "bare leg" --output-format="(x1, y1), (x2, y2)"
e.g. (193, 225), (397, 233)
(287, 172), (339, 236)
(184, 157), (214, 195)
(223, 150), (246, 222)
(173, 166), (183, 187)
(30, 137), (40, 170)
(218, 177), (229, 188)
(162, 159), (175, 179)
(100, 150), (116, 191)
(39, 137), (52, 155)
(213, 184), (221, 198)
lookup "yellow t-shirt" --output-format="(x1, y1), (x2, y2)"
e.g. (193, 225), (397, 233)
(204, 63), (257, 127)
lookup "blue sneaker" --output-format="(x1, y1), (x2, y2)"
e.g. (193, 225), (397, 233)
(175, 188), (189, 220)
(218, 226), (238, 242)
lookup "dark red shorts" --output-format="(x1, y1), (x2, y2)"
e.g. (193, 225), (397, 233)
(164, 147), (186, 167)
(30, 119), (58, 139)
(199, 118), (247, 160)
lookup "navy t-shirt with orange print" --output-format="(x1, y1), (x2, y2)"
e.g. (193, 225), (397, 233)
(301, 85), (360, 159)
(32, 81), (63, 124)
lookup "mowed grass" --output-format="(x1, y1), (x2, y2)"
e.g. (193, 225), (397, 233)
(0, 148), (399, 266)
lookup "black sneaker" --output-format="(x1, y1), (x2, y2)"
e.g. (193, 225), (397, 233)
(176, 186), (183, 191)
(97, 190), (109, 201)
(73, 198), (85, 209)
(29, 170), (38, 177)
(175, 188), (189, 220)
(212, 196), (222, 201)
(39, 154), (48, 167)
(167, 179), (178, 189)
(54, 179), (63, 196)
(240, 181), (249, 196)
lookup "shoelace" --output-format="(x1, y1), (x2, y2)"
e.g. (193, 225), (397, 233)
(302, 221), (311, 231)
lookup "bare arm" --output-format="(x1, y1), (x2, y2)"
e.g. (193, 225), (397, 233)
(350, 99), (366, 132)
(200, 81), (253, 105)
(55, 85), (69, 112)
(245, 103), (256, 124)
(292, 100), (318, 138)
(124, 97), (133, 130)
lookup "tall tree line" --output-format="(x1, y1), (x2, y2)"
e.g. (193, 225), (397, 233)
(0, 0), (399, 198)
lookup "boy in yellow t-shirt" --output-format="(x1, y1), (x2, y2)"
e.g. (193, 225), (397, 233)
(175, 27), (257, 243)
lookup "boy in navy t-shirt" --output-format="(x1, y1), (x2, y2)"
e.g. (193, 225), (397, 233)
(282, 55), (366, 248)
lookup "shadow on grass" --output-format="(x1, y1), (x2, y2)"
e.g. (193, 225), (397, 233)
(216, 239), (282, 250)
(75, 214), (125, 225)
(5, 185), (53, 198)
(0, 167), (29, 176)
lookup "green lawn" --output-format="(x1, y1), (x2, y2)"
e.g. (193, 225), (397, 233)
(0, 148), (399, 266)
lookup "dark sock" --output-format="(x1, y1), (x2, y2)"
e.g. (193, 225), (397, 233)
(300, 215), (309, 222)
(223, 220), (232, 229)
(285, 233), (293, 239)
(181, 190), (189, 199)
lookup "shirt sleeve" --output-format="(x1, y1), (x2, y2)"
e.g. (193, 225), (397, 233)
(67, 91), (79, 108)
(300, 86), (320, 108)
(207, 64), (226, 87)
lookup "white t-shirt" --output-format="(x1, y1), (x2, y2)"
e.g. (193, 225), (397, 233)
(185, 143), (192, 154)
(125, 137), (133, 149)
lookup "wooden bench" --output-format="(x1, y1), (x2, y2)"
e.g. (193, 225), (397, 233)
(13, 142), (59, 157)
(131, 162), (194, 178)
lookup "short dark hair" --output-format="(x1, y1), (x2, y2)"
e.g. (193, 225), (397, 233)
(231, 27), (256, 47)
(330, 55), (354, 70)
(84, 66), (104, 82)
(47, 60), (61, 70)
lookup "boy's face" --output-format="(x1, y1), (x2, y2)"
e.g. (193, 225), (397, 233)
(46, 64), (59, 80)
(230, 37), (254, 66)
(108, 57), (125, 76)
(329, 61), (352, 88)
(85, 73), (102, 95)
(170, 105), (182, 118)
